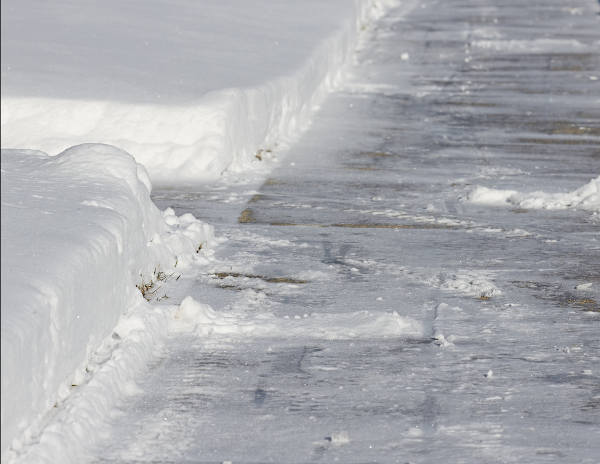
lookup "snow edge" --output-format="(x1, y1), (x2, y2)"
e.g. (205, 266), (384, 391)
(0, 0), (399, 184)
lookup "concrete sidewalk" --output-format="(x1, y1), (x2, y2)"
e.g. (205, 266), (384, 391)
(96, 0), (599, 461)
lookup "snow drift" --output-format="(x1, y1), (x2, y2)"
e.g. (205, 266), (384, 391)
(1, 0), (398, 184)
(0, 144), (213, 457)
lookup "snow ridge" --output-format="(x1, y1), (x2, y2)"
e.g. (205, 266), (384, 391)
(1, 0), (398, 184)
(0, 145), (214, 459)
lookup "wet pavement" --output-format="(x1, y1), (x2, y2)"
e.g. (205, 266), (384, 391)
(94, 0), (599, 462)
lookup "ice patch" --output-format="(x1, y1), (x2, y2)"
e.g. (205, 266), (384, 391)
(329, 431), (351, 446)
(347, 207), (470, 227)
(433, 333), (455, 348)
(471, 39), (587, 53)
(295, 270), (331, 281)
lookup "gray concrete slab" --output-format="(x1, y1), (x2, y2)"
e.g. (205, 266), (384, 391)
(95, 0), (600, 462)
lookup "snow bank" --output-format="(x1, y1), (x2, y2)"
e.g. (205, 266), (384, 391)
(0, 144), (213, 457)
(467, 176), (600, 212)
(1, 0), (397, 184)
(6, 302), (173, 464)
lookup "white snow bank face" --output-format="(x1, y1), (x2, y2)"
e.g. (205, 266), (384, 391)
(0, 144), (213, 457)
(1, 0), (398, 184)
(467, 176), (600, 212)
(7, 302), (173, 464)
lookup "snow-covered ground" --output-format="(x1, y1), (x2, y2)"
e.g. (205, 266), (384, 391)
(2, 0), (600, 462)
(1, 0), (398, 460)
(1, 0), (396, 184)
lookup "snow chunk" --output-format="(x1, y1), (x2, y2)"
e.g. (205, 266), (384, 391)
(172, 297), (219, 333)
(468, 186), (518, 206)
(468, 176), (600, 212)
(431, 271), (501, 299)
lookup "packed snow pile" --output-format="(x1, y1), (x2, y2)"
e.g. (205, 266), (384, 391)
(1, 0), (397, 184)
(172, 296), (425, 339)
(467, 176), (600, 212)
(0, 144), (213, 457)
